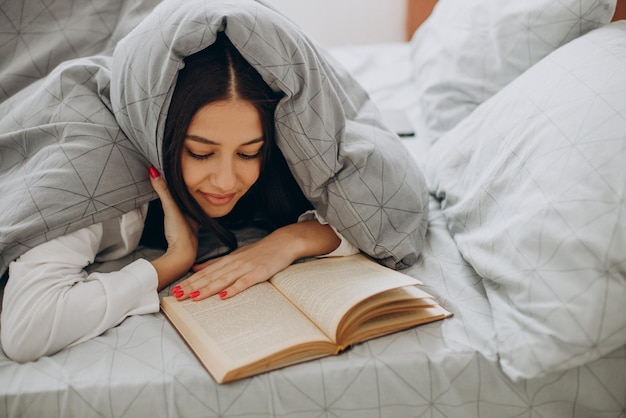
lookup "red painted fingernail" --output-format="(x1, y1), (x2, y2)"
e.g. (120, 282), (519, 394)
(189, 291), (200, 298)
(149, 166), (160, 179)
(173, 290), (184, 298)
(172, 285), (181, 292)
(219, 291), (228, 299)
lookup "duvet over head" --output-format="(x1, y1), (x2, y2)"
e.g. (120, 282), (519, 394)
(0, 0), (429, 276)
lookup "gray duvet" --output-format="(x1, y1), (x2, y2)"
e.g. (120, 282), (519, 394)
(0, 0), (428, 276)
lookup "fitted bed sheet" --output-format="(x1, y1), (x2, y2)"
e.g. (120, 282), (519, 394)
(0, 2), (624, 417)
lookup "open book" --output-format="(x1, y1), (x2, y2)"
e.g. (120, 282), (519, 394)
(160, 254), (452, 384)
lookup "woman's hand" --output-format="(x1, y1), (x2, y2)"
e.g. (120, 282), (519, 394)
(171, 220), (340, 301)
(148, 166), (198, 290)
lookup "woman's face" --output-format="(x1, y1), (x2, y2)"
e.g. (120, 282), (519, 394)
(181, 98), (264, 218)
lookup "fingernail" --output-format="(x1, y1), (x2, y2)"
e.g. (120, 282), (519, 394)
(189, 291), (200, 298)
(149, 166), (160, 179)
(219, 291), (228, 299)
(173, 290), (184, 298)
(172, 285), (181, 292)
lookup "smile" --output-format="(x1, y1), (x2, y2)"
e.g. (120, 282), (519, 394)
(199, 191), (236, 206)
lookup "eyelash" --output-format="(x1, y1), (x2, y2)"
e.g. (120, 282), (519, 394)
(186, 150), (262, 161)
(239, 151), (262, 160)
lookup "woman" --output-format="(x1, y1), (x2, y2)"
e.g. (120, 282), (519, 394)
(153, 33), (359, 301)
(0, 34), (357, 363)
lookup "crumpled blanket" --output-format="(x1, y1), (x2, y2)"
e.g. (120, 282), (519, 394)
(0, 0), (428, 277)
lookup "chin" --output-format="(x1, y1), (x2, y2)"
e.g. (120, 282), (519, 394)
(202, 204), (236, 219)
(208, 209), (232, 218)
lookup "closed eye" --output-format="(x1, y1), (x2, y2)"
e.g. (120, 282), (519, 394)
(238, 151), (262, 160)
(187, 150), (213, 160)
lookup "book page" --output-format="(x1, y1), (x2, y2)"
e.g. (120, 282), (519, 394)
(339, 286), (437, 335)
(345, 304), (451, 345)
(161, 282), (332, 370)
(270, 254), (421, 339)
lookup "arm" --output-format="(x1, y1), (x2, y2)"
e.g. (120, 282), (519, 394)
(0, 167), (197, 363)
(297, 210), (360, 258)
(1, 220), (159, 363)
(172, 219), (342, 301)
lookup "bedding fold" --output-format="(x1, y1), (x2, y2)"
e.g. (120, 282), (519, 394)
(0, 56), (154, 277)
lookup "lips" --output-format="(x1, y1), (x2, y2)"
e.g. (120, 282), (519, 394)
(199, 191), (236, 206)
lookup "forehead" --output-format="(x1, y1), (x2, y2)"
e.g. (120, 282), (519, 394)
(187, 99), (263, 146)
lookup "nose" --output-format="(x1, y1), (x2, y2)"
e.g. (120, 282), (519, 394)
(209, 156), (237, 192)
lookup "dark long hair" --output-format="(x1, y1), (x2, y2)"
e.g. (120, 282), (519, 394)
(159, 32), (311, 251)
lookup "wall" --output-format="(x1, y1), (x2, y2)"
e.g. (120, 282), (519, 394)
(268, 0), (407, 47)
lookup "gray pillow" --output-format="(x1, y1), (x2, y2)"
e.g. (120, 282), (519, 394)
(410, 0), (616, 143)
(424, 22), (626, 380)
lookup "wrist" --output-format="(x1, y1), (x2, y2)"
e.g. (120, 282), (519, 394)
(271, 221), (340, 261)
(151, 248), (196, 290)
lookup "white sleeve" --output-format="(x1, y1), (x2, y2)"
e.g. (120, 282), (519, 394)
(298, 210), (360, 257)
(0, 218), (159, 363)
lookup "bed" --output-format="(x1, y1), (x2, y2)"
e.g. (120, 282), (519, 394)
(0, 0), (625, 417)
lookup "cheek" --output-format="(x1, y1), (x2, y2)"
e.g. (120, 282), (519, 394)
(239, 160), (262, 189)
(180, 158), (204, 190)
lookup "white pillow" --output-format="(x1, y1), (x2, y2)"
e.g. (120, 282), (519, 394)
(423, 22), (626, 380)
(410, 0), (616, 143)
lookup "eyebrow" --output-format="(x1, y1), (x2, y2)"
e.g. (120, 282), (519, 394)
(185, 135), (264, 146)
